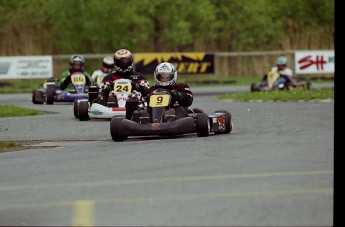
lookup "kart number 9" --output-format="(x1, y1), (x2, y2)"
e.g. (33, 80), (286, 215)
(149, 94), (170, 107)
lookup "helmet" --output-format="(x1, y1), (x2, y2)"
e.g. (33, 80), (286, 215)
(154, 62), (177, 86)
(276, 56), (288, 65)
(113, 49), (134, 73)
(102, 56), (114, 73)
(69, 54), (84, 71)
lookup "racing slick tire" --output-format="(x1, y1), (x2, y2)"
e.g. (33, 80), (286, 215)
(196, 112), (209, 137)
(32, 90), (44, 104)
(250, 83), (259, 92)
(78, 101), (89, 121)
(110, 117), (128, 141)
(187, 107), (204, 114)
(73, 99), (80, 118)
(46, 85), (55, 105)
(214, 110), (232, 134)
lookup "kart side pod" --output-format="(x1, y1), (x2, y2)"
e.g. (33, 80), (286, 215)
(208, 110), (233, 134)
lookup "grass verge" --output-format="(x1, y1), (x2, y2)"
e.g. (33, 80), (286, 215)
(0, 105), (45, 118)
(0, 141), (22, 153)
(219, 88), (334, 102)
(0, 141), (49, 153)
(0, 79), (45, 94)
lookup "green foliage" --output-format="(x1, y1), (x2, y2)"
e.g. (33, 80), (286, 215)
(219, 88), (334, 102)
(0, 0), (334, 54)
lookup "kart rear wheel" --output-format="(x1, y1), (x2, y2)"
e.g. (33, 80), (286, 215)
(73, 99), (80, 118)
(187, 108), (204, 113)
(32, 90), (43, 104)
(110, 117), (127, 141)
(46, 85), (55, 105)
(78, 101), (89, 121)
(214, 110), (232, 134)
(196, 113), (209, 137)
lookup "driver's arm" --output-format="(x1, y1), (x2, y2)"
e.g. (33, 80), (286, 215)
(172, 84), (193, 107)
(60, 74), (71, 90)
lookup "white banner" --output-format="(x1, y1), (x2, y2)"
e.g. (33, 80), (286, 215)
(0, 56), (53, 80)
(295, 50), (334, 74)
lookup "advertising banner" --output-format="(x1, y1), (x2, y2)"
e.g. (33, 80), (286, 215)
(295, 50), (334, 74)
(134, 53), (214, 75)
(0, 56), (53, 80)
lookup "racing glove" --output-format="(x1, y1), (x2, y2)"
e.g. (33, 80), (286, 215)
(131, 82), (140, 91)
(170, 89), (183, 101)
(132, 90), (142, 100)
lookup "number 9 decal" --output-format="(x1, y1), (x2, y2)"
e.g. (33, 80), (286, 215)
(156, 96), (163, 104)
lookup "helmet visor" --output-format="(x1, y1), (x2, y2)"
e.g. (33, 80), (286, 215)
(103, 63), (113, 69)
(72, 63), (82, 70)
(157, 73), (174, 82)
(277, 64), (286, 69)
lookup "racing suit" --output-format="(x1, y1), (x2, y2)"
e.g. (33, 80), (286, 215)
(262, 66), (294, 87)
(147, 83), (193, 119)
(91, 68), (108, 87)
(100, 71), (150, 104)
(271, 66), (294, 84)
(60, 69), (92, 91)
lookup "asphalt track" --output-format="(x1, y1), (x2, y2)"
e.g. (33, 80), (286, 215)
(0, 84), (334, 226)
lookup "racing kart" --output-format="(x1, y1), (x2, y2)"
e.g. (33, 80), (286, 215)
(250, 71), (311, 92)
(110, 88), (232, 142)
(32, 72), (89, 104)
(75, 78), (144, 121)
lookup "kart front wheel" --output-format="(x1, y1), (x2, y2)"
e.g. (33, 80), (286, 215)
(78, 101), (89, 121)
(73, 99), (80, 118)
(196, 113), (209, 137)
(214, 110), (232, 134)
(32, 90), (44, 104)
(250, 83), (258, 92)
(110, 117), (127, 141)
(46, 85), (55, 105)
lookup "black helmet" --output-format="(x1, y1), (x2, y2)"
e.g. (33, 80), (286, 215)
(113, 49), (134, 73)
(69, 54), (84, 72)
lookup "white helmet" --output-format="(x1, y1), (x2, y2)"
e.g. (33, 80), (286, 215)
(103, 56), (114, 66)
(276, 56), (288, 65)
(154, 62), (177, 86)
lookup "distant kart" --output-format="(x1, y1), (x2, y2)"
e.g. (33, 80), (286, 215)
(75, 78), (144, 121)
(250, 71), (311, 92)
(32, 72), (89, 104)
(110, 88), (233, 142)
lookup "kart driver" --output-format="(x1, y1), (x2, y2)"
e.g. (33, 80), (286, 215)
(60, 54), (92, 91)
(99, 49), (150, 105)
(147, 62), (193, 120)
(91, 56), (114, 87)
(263, 56), (294, 87)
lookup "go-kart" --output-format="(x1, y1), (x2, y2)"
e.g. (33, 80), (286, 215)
(76, 78), (144, 121)
(32, 72), (89, 104)
(110, 88), (233, 142)
(250, 71), (311, 92)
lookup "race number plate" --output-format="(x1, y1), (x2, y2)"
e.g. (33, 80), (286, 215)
(71, 74), (86, 85)
(149, 94), (170, 107)
(114, 80), (132, 94)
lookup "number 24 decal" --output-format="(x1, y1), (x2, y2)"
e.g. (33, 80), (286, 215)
(116, 85), (129, 92)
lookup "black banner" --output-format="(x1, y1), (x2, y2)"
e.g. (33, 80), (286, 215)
(134, 53), (214, 75)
